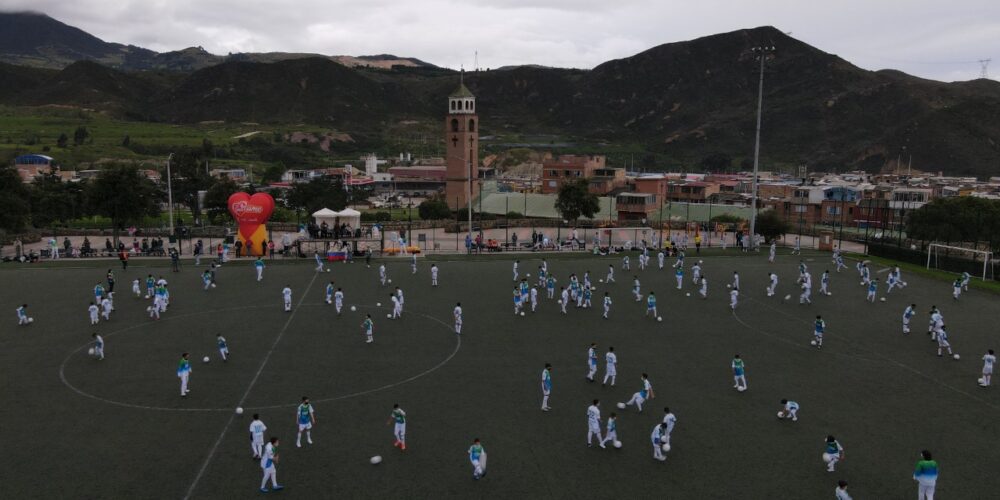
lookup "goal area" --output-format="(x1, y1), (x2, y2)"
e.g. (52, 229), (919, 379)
(926, 243), (994, 281)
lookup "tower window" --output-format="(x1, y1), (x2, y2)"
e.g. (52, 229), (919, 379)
(450, 100), (455, 111)
(465, 100), (470, 110)
(468, 119), (475, 132)
(451, 119), (459, 132)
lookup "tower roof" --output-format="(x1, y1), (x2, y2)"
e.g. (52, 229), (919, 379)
(449, 83), (475, 98)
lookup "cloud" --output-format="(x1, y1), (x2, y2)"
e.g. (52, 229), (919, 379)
(2, 0), (996, 81)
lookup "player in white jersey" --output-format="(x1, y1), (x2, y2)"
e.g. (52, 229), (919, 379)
(800, 275), (812, 305)
(100, 298), (113, 321)
(638, 254), (646, 270)
(395, 287), (405, 313)
(249, 414), (267, 459)
(769, 241), (776, 262)
(560, 287), (569, 314)
(866, 279), (878, 302)
(587, 400), (604, 447)
(662, 407), (677, 445)
(885, 272), (899, 294)
(929, 308), (944, 341)
(431, 264), (439, 286)
(606, 264), (615, 283)
(691, 262), (702, 284)
(981, 349), (995, 387)
(952, 277), (963, 300)
(282, 286), (292, 312)
(259, 437), (283, 492)
(15, 304), (29, 326)
(730, 288), (739, 309)
(902, 303), (916, 334)
(602, 347), (617, 386)
(624, 373), (653, 412)
(894, 266), (907, 287)
(391, 294), (402, 319)
(651, 423), (668, 461)
(586, 343), (598, 382)
(732, 272), (740, 290)
(540, 364), (553, 411)
(468, 439), (487, 479)
(512, 260), (519, 281)
(779, 399), (799, 421)
(835, 480), (853, 500)
(379, 264), (387, 286)
(632, 277), (641, 301)
(657, 251), (665, 269)
(792, 236), (801, 255)
(530, 286), (539, 312)
(314, 251), (325, 272)
(936, 325), (956, 358)
(88, 302), (100, 325)
(622, 255), (630, 271)
(216, 334), (229, 361)
(820, 270), (831, 295)
(295, 396), (315, 447)
(767, 273), (778, 297)
(333, 288), (344, 314)
(411, 253), (417, 274)
(602, 292), (612, 319)
(131, 278), (141, 297)
(699, 276), (708, 299)
(453, 303), (463, 334)
(91, 333), (104, 360)
(835, 254), (847, 272)
(388, 404), (407, 450)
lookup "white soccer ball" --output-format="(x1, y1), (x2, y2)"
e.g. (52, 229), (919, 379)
(737, 386), (747, 392)
(350, 306), (357, 312)
(657, 316), (663, 322)
(910, 244), (917, 250)
(978, 378), (986, 386)
(860, 281), (864, 285)
(88, 347), (95, 356)
(202, 356), (210, 363)
(370, 455), (383, 465)
(613, 440), (622, 449)
(520, 312), (525, 316)
(661, 443), (671, 453)
(784, 294), (792, 301)
(686, 293), (691, 297)
(387, 314), (392, 319)
(388, 279), (392, 284)
(599, 279), (604, 283)
(146, 306), (152, 312)
(616, 402), (626, 409)
(376, 302), (382, 307)
(777, 411), (785, 418)
(28, 317), (34, 323)
(144, 295), (150, 299)
(727, 284), (731, 288)
(953, 354), (960, 360)
(810, 340), (817, 346)
(527, 273), (531, 277)
(236, 407), (244, 415)
(211, 283), (217, 288)
(880, 297), (886, 302)
(326, 269), (331, 273)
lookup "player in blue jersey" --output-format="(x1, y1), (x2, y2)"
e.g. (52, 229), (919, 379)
(325, 281), (335, 304)
(779, 399), (799, 421)
(216, 334), (229, 362)
(586, 343), (598, 382)
(255, 257), (265, 281)
(469, 438), (487, 479)
(624, 373), (654, 412)
(541, 364), (553, 411)
(867, 278), (878, 303)
(646, 292), (657, 319)
(902, 303), (916, 334)
(296, 396), (315, 447)
(823, 435), (844, 472)
(913, 450), (938, 499)
(602, 292), (612, 319)
(177, 353), (191, 397)
(259, 437), (283, 492)
(813, 315), (826, 348)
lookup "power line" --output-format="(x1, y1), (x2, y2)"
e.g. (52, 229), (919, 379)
(979, 59), (991, 79)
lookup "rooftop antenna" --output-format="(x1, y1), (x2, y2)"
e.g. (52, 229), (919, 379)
(474, 50), (479, 72)
(979, 59), (991, 79)
(459, 64), (464, 85)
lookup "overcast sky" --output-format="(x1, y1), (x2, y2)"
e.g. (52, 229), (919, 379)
(5, 0), (998, 82)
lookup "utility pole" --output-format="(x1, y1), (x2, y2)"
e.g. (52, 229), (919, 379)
(979, 58), (991, 79)
(747, 45), (774, 252)
(166, 153), (175, 236)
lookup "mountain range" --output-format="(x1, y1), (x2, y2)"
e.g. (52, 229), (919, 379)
(1, 11), (999, 175)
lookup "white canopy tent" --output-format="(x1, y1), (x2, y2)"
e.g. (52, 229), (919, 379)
(337, 208), (361, 229)
(312, 208), (340, 227)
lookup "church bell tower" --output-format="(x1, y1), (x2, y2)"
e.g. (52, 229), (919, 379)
(445, 72), (479, 210)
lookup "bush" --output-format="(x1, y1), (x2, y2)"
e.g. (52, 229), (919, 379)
(505, 211), (524, 218)
(361, 211), (391, 222)
(710, 214), (744, 224)
(418, 198), (452, 220)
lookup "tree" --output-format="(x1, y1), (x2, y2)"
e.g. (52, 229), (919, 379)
(29, 172), (84, 227)
(555, 179), (600, 222)
(168, 150), (215, 224)
(754, 210), (791, 242)
(86, 164), (162, 239)
(700, 153), (733, 171)
(56, 133), (68, 148)
(287, 177), (347, 215)
(203, 176), (239, 224)
(73, 126), (90, 146)
(418, 197), (452, 220)
(0, 166), (30, 231)
(121, 135), (130, 147)
(907, 197), (1000, 251)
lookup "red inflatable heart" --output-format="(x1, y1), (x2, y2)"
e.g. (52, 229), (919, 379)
(228, 192), (275, 240)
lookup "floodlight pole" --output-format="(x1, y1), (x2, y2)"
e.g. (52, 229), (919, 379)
(166, 153), (175, 236)
(748, 45), (774, 251)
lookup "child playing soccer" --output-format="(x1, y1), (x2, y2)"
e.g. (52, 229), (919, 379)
(469, 439), (487, 479)
(296, 397), (315, 448)
(587, 400), (603, 447)
(624, 373), (653, 412)
(541, 364), (552, 411)
(249, 414), (267, 459)
(363, 314), (375, 343)
(779, 399), (799, 421)
(217, 334), (229, 361)
(732, 354), (747, 391)
(388, 404), (407, 451)
(980, 349), (995, 387)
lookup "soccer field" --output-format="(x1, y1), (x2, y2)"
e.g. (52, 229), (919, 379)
(2, 250), (999, 499)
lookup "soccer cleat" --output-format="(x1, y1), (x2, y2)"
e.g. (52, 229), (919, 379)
(273, 485), (283, 491)
(400, 444), (406, 451)
(296, 442), (301, 448)
(260, 487), (269, 493)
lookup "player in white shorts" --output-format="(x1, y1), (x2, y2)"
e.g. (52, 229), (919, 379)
(177, 353), (191, 397)
(295, 397), (315, 447)
(662, 407), (677, 445)
(325, 281), (335, 304)
(769, 241), (776, 262)
(334, 288), (344, 315)
(606, 265), (615, 283)
(730, 288), (739, 309)
(732, 272), (740, 290)
(14, 304), (30, 325)
(91, 333), (104, 360)
(657, 251), (665, 269)
(282, 285), (292, 312)
(603, 347), (617, 386)
(622, 255), (630, 271)
(779, 399), (799, 421)
(902, 304), (916, 334)
(675, 266), (684, 289)
(101, 297), (112, 321)
(453, 303), (463, 334)
(732, 354), (747, 390)
(981, 349), (995, 387)
(259, 437), (283, 492)
(767, 273), (778, 297)
(469, 439), (487, 479)
(820, 270), (831, 295)
(632, 277), (641, 301)
(651, 423), (668, 461)
(600, 413), (618, 447)
(391, 293), (402, 319)
(431, 264), (439, 286)
(587, 399), (604, 447)
(560, 287), (569, 314)
(586, 343), (598, 382)
(691, 262), (702, 284)
(936, 325), (955, 358)
(314, 251), (324, 272)
(249, 414), (267, 459)
(823, 435), (844, 472)
(88, 302), (100, 325)
(255, 257), (265, 281)
(624, 373), (653, 412)
(388, 404), (407, 450)
(530, 286), (539, 312)
(131, 278), (141, 297)
(699, 276), (708, 299)
(379, 264), (387, 286)
(512, 260), (519, 281)
(602, 292), (612, 319)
